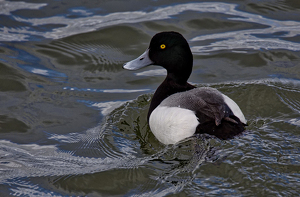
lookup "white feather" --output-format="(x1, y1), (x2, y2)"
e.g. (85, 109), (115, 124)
(222, 94), (247, 124)
(149, 106), (199, 145)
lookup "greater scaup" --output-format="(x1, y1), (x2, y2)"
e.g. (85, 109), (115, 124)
(123, 31), (247, 144)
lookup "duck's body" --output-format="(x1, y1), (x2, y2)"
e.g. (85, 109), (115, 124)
(123, 32), (246, 144)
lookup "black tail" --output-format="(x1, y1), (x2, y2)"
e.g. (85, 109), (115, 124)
(195, 116), (246, 140)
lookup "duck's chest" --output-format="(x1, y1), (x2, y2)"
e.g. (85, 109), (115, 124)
(149, 106), (199, 144)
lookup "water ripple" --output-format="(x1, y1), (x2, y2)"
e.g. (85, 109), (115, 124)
(63, 86), (150, 93)
(0, 1), (46, 15)
(0, 78), (300, 195)
(1, 2), (299, 48)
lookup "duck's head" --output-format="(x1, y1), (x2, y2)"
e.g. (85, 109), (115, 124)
(123, 31), (193, 84)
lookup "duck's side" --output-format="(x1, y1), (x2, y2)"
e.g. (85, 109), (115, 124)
(149, 86), (246, 144)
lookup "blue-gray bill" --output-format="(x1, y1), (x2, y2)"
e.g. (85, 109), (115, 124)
(123, 49), (154, 70)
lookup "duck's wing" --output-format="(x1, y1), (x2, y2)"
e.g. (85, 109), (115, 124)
(160, 87), (240, 125)
(186, 89), (227, 126)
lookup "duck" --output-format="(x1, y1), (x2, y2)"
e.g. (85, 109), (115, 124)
(123, 31), (247, 145)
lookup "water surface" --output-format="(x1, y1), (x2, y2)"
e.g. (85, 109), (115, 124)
(0, 0), (300, 196)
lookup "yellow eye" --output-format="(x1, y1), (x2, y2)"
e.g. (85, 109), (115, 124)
(160, 44), (166, 49)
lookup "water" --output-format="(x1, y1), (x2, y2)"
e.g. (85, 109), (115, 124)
(0, 0), (300, 196)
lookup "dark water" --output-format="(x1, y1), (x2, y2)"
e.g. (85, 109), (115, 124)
(0, 0), (300, 196)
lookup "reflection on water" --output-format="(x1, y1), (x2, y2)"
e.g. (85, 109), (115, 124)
(0, 0), (300, 196)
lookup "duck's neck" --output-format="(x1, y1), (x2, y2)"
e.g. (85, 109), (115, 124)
(147, 75), (195, 122)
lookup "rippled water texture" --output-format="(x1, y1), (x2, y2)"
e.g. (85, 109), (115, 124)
(0, 0), (300, 196)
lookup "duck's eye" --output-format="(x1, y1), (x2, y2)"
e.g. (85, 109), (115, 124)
(160, 44), (166, 49)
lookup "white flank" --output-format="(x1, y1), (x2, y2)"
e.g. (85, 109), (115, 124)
(149, 106), (199, 145)
(222, 94), (247, 124)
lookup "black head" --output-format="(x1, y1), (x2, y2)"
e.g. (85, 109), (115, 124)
(123, 31), (193, 84)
